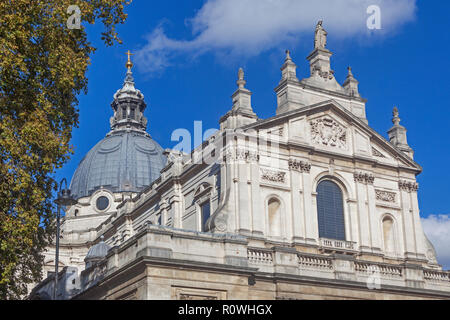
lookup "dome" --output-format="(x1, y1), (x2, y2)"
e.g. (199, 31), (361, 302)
(70, 131), (166, 199)
(70, 58), (167, 200)
(85, 238), (111, 268)
(85, 240), (111, 261)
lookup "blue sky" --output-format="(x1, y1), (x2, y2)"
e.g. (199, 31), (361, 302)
(56, 0), (450, 267)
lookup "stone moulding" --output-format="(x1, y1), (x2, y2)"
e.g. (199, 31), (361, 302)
(260, 169), (286, 184)
(399, 180), (419, 192)
(224, 148), (260, 163)
(268, 127), (284, 137)
(354, 172), (375, 185)
(288, 159), (312, 173)
(375, 190), (396, 203)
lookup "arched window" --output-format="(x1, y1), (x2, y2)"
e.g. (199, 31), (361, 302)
(193, 183), (213, 232)
(268, 198), (281, 237)
(200, 201), (211, 232)
(316, 180), (346, 241)
(382, 216), (396, 254)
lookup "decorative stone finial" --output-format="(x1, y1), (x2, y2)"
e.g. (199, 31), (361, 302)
(238, 68), (244, 80)
(388, 106), (414, 159)
(347, 66), (353, 77)
(285, 50), (292, 61)
(237, 67), (246, 89)
(280, 50), (298, 82)
(100, 235), (105, 242)
(392, 107), (401, 126)
(220, 67), (257, 129)
(343, 66), (360, 97)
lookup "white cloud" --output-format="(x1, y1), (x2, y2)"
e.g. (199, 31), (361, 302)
(135, 0), (417, 73)
(422, 215), (450, 270)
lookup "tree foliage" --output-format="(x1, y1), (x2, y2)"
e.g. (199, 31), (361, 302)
(0, 0), (129, 299)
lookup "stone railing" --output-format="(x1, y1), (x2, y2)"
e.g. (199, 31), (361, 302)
(298, 253), (333, 270)
(247, 248), (273, 265)
(319, 238), (357, 252)
(424, 270), (450, 283)
(354, 262), (403, 278)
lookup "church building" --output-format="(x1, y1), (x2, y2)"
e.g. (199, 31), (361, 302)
(30, 22), (450, 300)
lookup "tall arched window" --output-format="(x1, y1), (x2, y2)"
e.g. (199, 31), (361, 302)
(316, 180), (346, 241)
(382, 216), (396, 254)
(268, 198), (281, 237)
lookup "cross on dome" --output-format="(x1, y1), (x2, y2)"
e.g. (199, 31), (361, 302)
(125, 50), (134, 69)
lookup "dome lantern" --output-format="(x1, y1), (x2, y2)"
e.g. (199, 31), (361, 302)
(110, 51), (149, 134)
(69, 55), (167, 200)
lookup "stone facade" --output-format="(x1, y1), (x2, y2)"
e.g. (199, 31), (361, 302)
(31, 22), (450, 300)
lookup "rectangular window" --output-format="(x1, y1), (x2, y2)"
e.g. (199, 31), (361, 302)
(130, 108), (135, 120)
(122, 107), (127, 119)
(200, 201), (211, 232)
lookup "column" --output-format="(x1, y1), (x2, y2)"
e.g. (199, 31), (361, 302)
(354, 173), (370, 251)
(367, 180), (382, 252)
(302, 169), (317, 244)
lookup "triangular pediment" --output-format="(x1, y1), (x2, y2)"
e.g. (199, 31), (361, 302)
(243, 100), (421, 172)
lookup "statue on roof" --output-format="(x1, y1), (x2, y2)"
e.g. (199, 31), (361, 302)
(314, 20), (327, 49)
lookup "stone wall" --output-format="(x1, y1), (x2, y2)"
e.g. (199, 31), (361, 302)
(71, 226), (450, 300)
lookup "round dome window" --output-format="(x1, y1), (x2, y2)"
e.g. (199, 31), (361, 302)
(96, 196), (110, 211)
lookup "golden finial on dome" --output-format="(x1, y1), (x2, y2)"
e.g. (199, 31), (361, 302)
(125, 50), (134, 69)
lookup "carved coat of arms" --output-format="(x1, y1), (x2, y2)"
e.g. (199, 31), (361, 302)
(310, 117), (347, 149)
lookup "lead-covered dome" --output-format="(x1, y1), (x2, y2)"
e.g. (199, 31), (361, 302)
(70, 56), (166, 199)
(70, 131), (166, 199)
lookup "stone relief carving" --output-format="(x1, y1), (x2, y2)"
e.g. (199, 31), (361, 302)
(269, 127), (284, 137)
(310, 117), (347, 150)
(212, 212), (228, 233)
(235, 148), (247, 161)
(399, 180), (419, 192)
(245, 150), (260, 163)
(312, 65), (335, 80)
(354, 172), (375, 185)
(372, 148), (386, 158)
(226, 148), (260, 163)
(288, 159), (312, 173)
(261, 169), (286, 183)
(375, 190), (396, 203)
